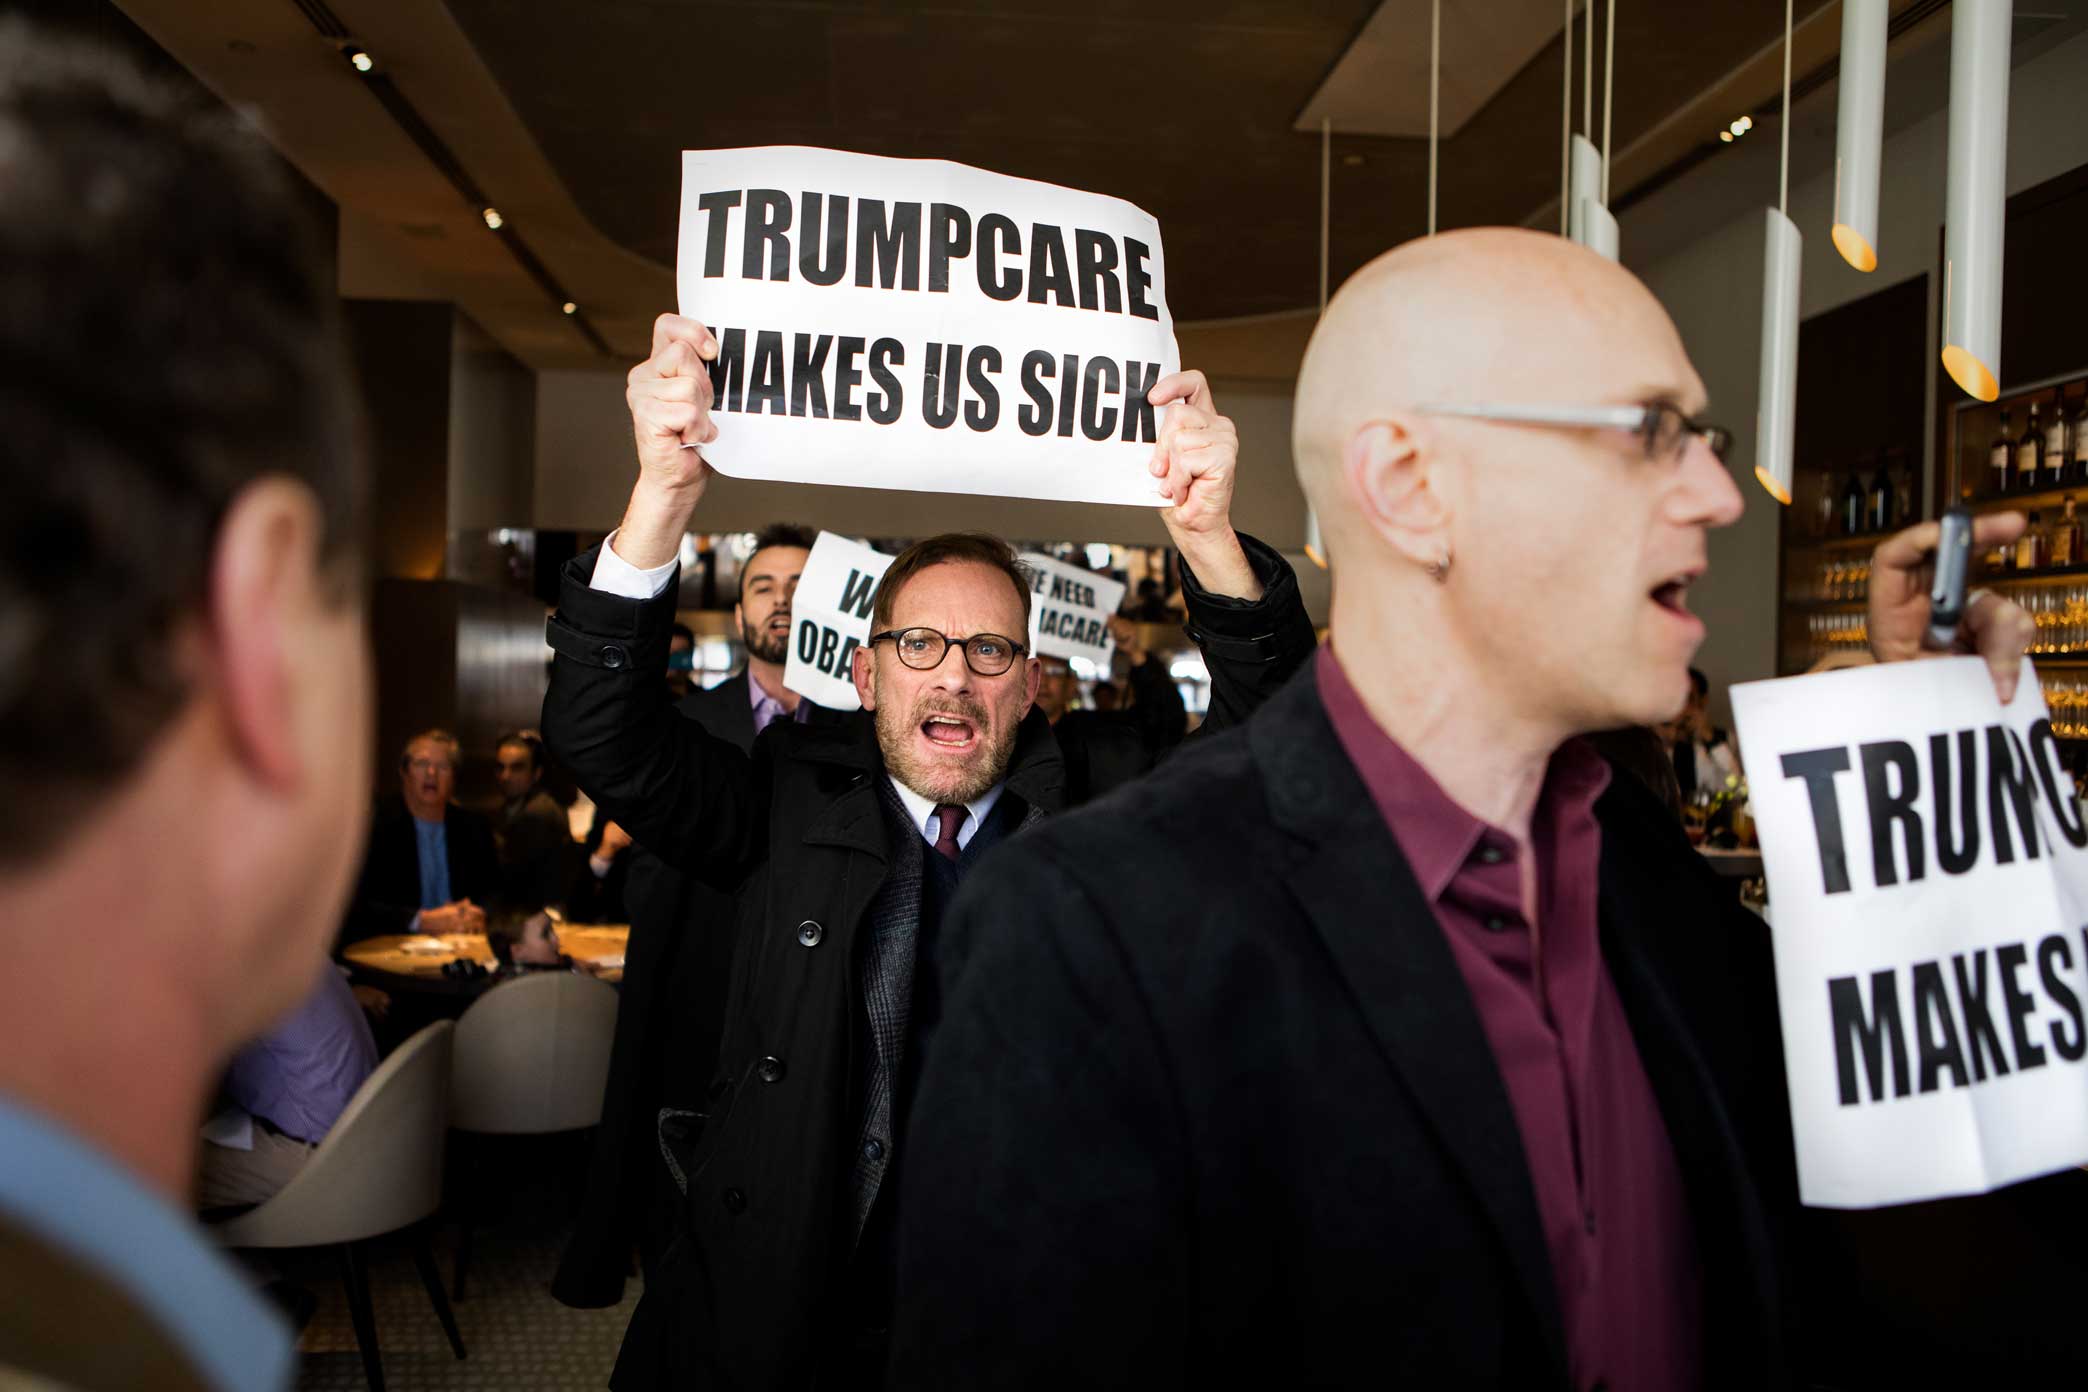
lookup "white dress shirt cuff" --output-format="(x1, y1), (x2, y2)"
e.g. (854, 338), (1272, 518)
(589, 529), (678, 600)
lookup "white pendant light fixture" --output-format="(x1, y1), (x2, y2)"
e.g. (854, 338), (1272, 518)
(1832, 0), (1888, 272)
(1941, 0), (2011, 402)
(1566, 0), (1619, 260)
(1756, 0), (1801, 506)
(1305, 118), (1330, 570)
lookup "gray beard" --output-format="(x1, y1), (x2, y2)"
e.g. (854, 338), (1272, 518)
(875, 699), (1017, 806)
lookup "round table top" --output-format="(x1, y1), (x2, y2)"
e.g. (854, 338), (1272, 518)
(343, 924), (628, 984)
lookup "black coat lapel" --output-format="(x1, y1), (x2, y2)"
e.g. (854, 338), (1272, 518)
(1249, 673), (1566, 1378)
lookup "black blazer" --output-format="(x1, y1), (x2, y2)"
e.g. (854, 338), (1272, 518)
(891, 665), (1799, 1389)
(339, 796), (498, 949)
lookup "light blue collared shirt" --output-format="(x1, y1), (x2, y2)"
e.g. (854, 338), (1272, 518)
(412, 815), (450, 909)
(0, 1095), (293, 1391)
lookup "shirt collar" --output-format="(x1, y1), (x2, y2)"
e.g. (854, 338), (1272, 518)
(885, 775), (1007, 851)
(0, 1095), (294, 1392)
(1313, 646), (1611, 901)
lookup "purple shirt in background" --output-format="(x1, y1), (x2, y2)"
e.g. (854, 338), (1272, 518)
(223, 965), (377, 1146)
(747, 670), (809, 735)
(1315, 646), (1702, 1392)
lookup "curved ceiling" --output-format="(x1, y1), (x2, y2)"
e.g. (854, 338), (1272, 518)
(446, 0), (1837, 324)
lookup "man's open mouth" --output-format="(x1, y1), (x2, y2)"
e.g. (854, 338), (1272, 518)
(920, 714), (978, 749)
(1651, 570), (1702, 616)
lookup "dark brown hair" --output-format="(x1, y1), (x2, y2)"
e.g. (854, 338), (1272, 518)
(0, 21), (365, 865)
(484, 904), (546, 965)
(870, 533), (1033, 636)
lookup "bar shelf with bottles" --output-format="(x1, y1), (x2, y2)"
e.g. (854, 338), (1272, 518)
(1783, 460), (1904, 668)
(1944, 367), (2088, 739)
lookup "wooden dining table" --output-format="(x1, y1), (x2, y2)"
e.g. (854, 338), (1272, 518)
(343, 924), (629, 989)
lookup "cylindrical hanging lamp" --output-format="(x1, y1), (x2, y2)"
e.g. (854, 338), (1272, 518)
(1568, 133), (1601, 246)
(1757, 210), (1802, 505)
(1755, 0), (1800, 505)
(1831, 0), (1888, 272)
(1306, 118), (1330, 570)
(1941, 0), (2011, 402)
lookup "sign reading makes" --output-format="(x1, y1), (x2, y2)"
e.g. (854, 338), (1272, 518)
(1732, 657), (2088, 1208)
(677, 147), (1178, 508)
(1019, 552), (1127, 668)
(783, 532), (894, 712)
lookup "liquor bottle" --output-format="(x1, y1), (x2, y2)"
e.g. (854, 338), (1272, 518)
(1992, 408), (2014, 495)
(1867, 456), (1895, 533)
(1890, 448), (1915, 523)
(1840, 470), (1866, 536)
(2047, 397), (2070, 489)
(1812, 472), (1836, 540)
(2055, 496), (2083, 569)
(2019, 402), (2044, 492)
(2073, 388), (2088, 485)
(2019, 509), (2046, 571)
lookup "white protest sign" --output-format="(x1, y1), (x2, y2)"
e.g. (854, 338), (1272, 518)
(1019, 551), (1127, 667)
(1732, 657), (2088, 1208)
(677, 147), (1177, 508)
(783, 532), (893, 712)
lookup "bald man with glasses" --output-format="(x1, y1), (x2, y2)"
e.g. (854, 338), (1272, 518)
(890, 228), (2035, 1391)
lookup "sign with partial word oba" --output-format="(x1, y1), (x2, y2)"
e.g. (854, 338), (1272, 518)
(1732, 658), (2088, 1207)
(677, 147), (1178, 507)
(784, 532), (894, 712)
(1019, 552), (1127, 668)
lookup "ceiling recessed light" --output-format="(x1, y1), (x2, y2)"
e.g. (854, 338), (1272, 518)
(343, 45), (373, 73)
(482, 207), (503, 230)
(561, 301), (577, 315)
(1342, 153), (1365, 166)
(1720, 130), (1735, 142)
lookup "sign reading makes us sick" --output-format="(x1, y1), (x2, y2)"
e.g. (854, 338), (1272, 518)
(677, 146), (1178, 508)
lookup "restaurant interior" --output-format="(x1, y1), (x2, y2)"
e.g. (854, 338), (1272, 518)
(19, 0), (2088, 1386)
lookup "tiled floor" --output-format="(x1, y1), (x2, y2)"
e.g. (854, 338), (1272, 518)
(282, 1169), (641, 1391)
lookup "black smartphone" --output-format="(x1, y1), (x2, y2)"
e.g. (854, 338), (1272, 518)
(1926, 505), (1974, 650)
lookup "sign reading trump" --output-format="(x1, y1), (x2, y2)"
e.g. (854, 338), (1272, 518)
(1732, 658), (2088, 1208)
(677, 146), (1178, 508)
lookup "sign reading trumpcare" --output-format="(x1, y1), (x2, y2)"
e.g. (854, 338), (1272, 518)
(784, 532), (894, 712)
(1018, 551), (1127, 667)
(677, 146), (1178, 507)
(1732, 657), (2088, 1208)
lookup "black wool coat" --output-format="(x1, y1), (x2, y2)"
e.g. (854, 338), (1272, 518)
(540, 536), (1317, 1388)
(890, 663), (1803, 1390)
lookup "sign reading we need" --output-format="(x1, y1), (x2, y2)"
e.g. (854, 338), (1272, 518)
(1018, 551), (1126, 668)
(676, 146), (1178, 508)
(783, 532), (894, 712)
(1732, 657), (2088, 1208)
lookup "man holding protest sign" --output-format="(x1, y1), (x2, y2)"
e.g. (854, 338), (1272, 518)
(890, 228), (2037, 1390)
(540, 308), (1313, 1386)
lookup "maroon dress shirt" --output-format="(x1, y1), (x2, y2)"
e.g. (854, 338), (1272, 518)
(1316, 647), (1703, 1392)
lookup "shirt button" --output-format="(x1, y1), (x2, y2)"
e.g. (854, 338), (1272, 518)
(1584, 1208), (1597, 1236)
(796, 920), (823, 948)
(863, 1138), (885, 1162)
(598, 643), (628, 670)
(1484, 915), (1512, 933)
(721, 1187), (746, 1214)
(1478, 844), (1505, 865)
(757, 1056), (786, 1084)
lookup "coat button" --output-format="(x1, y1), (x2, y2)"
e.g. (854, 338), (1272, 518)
(797, 920), (823, 947)
(862, 1138), (885, 1162)
(757, 1055), (786, 1084)
(722, 1187), (746, 1214)
(599, 643), (628, 670)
